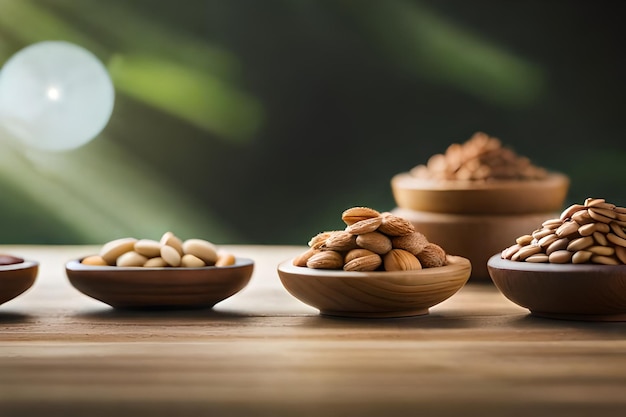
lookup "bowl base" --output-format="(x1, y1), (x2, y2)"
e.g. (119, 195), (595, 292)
(531, 311), (626, 322)
(320, 308), (429, 319)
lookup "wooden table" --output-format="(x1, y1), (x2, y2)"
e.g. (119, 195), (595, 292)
(1, 245), (625, 417)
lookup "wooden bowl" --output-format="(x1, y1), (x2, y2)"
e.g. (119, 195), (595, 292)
(487, 254), (626, 321)
(393, 207), (558, 281)
(0, 261), (38, 306)
(277, 255), (471, 318)
(391, 172), (569, 215)
(65, 258), (254, 309)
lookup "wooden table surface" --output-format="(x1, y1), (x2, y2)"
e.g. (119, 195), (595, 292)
(1, 245), (625, 417)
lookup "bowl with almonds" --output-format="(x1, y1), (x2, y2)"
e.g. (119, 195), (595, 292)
(488, 198), (626, 321)
(65, 232), (254, 309)
(390, 132), (569, 281)
(0, 254), (38, 307)
(277, 207), (472, 318)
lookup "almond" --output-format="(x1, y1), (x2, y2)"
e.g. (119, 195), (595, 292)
(377, 213), (415, 236)
(308, 231), (334, 249)
(341, 207), (381, 226)
(391, 231), (429, 255)
(322, 230), (358, 251)
(293, 247), (320, 267)
(344, 248), (378, 263)
(345, 216), (383, 235)
(383, 249), (422, 271)
(306, 250), (344, 269)
(355, 232), (392, 255)
(416, 243), (447, 268)
(343, 253), (382, 272)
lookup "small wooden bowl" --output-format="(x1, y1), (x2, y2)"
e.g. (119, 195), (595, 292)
(0, 261), (39, 306)
(391, 172), (569, 215)
(277, 255), (471, 318)
(65, 258), (254, 309)
(487, 254), (626, 321)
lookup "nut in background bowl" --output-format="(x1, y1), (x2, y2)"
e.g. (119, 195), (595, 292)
(0, 261), (39, 306)
(65, 257), (254, 309)
(487, 254), (626, 321)
(277, 255), (471, 318)
(391, 172), (570, 215)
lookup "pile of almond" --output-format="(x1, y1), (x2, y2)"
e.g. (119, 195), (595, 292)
(293, 207), (448, 271)
(81, 231), (236, 268)
(409, 131), (548, 181)
(502, 198), (626, 264)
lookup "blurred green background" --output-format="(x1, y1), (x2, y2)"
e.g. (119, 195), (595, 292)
(1, 0), (624, 245)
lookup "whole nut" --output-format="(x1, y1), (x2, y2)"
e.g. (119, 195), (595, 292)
(356, 232), (392, 255)
(391, 232), (429, 256)
(308, 231), (334, 249)
(161, 245), (182, 267)
(182, 239), (218, 265)
(181, 254), (206, 267)
(144, 257), (168, 267)
(307, 251), (344, 269)
(345, 217), (383, 235)
(344, 248), (378, 263)
(322, 231), (358, 251)
(341, 207), (381, 226)
(293, 248), (320, 267)
(81, 255), (107, 266)
(416, 243), (447, 268)
(377, 214), (415, 236)
(383, 249), (422, 271)
(116, 251), (148, 267)
(134, 239), (162, 258)
(344, 253), (382, 272)
(100, 237), (137, 265)
(215, 252), (236, 267)
(160, 231), (184, 255)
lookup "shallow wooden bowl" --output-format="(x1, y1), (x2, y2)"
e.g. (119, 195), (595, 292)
(393, 207), (558, 281)
(277, 255), (471, 318)
(0, 261), (38, 306)
(391, 172), (569, 215)
(65, 258), (254, 309)
(488, 254), (626, 321)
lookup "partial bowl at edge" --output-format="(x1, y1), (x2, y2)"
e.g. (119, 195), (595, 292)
(0, 260), (39, 306)
(488, 254), (626, 321)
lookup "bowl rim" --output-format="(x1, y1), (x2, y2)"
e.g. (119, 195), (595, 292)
(487, 254), (626, 273)
(392, 171), (569, 191)
(0, 260), (39, 272)
(278, 255), (471, 280)
(65, 257), (254, 272)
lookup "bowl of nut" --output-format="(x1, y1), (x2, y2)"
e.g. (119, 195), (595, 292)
(277, 207), (472, 318)
(390, 132), (569, 281)
(488, 198), (626, 321)
(65, 232), (254, 309)
(0, 254), (38, 306)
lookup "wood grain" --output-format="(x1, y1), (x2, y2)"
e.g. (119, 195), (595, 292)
(1, 245), (626, 417)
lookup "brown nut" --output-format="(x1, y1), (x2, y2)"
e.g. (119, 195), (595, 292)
(307, 250), (344, 269)
(391, 232), (429, 256)
(345, 217), (383, 235)
(416, 243), (447, 268)
(308, 231), (334, 249)
(344, 253), (382, 272)
(377, 213), (415, 236)
(341, 207), (381, 226)
(322, 230), (358, 251)
(356, 232), (392, 255)
(383, 249), (422, 271)
(293, 248), (320, 267)
(80, 255), (107, 266)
